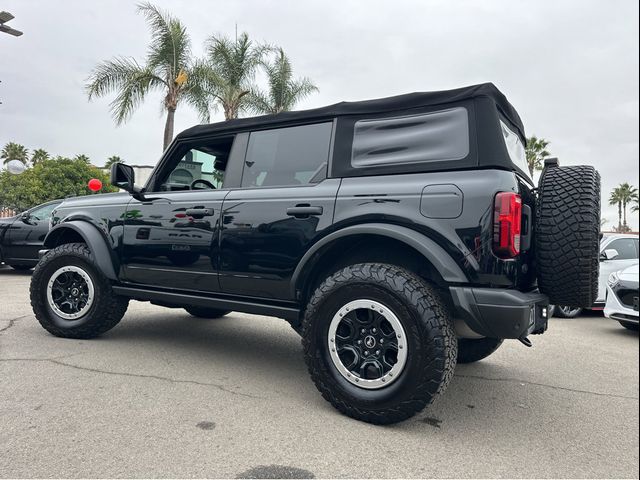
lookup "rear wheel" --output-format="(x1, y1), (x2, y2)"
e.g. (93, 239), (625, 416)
(619, 321), (639, 331)
(457, 337), (504, 363)
(184, 307), (231, 319)
(536, 163), (601, 307)
(302, 263), (457, 424)
(30, 243), (128, 339)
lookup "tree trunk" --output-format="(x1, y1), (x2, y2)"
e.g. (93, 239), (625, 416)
(618, 201), (622, 231)
(622, 200), (628, 228)
(163, 107), (176, 151)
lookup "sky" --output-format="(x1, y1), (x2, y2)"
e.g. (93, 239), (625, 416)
(1, 0), (638, 229)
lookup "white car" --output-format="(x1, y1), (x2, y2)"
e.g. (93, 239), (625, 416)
(604, 263), (639, 331)
(552, 233), (639, 318)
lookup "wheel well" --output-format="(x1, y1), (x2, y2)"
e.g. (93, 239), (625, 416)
(45, 227), (86, 248)
(299, 235), (448, 305)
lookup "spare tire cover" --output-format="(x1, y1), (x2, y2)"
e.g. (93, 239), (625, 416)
(535, 164), (601, 307)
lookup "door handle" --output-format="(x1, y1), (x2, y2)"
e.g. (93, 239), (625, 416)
(185, 208), (214, 218)
(286, 205), (323, 218)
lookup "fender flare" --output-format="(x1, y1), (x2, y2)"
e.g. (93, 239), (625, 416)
(291, 223), (468, 297)
(44, 221), (118, 280)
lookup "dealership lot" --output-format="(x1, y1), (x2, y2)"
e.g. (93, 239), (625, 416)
(0, 265), (638, 479)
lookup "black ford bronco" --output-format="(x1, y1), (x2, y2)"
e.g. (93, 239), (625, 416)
(31, 83), (601, 424)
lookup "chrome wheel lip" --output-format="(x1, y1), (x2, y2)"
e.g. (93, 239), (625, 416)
(46, 266), (95, 320)
(328, 299), (408, 390)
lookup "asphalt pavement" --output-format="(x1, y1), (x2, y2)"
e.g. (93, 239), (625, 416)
(1, 264), (638, 478)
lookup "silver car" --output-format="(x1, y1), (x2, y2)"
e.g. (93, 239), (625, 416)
(552, 233), (639, 318)
(604, 263), (639, 330)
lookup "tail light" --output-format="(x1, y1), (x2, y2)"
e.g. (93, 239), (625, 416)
(493, 192), (522, 258)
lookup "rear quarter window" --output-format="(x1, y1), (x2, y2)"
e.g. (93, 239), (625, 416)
(351, 107), (469, 168)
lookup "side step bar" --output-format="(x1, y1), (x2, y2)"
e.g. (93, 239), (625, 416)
(112, 285), (300, 321)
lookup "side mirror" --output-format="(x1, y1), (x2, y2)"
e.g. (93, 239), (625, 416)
(111, 163), (135, 191)
(601, 248), (619, 261)
(20, 212), (30, 222)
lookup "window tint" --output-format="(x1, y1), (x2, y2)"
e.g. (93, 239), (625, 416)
(30, 203), (57, 220)
(351, 107), (469, 168)
(241, 123), (332, 188)
(607, 238), (638, 260)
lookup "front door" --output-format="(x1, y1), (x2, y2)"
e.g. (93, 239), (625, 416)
(121, 138), (235, 293)
(219, 122), (337, 300)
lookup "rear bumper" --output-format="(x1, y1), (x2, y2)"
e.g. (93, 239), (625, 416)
(450, 286), (549, 339)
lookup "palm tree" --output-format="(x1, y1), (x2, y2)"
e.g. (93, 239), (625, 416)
(609, 187), (624, 232)
(105, 155), (125, 169)
(631, 192), (639, 213)
(249, 48), (318, 115)
(525, 136), (551, 176)
(31, 149), (50, 165)
(617, 183), (638, 228)
(86, 2), (209, 150)
(201, 31), (267, 120)
(74, 154), (91, 164)
(1, 142), (29, 165)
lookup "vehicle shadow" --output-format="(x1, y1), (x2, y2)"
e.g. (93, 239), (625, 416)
(0, 265), (33, 275)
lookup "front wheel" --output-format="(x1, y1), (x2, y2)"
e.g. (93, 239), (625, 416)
(302, 263), (457, 424)
(30, 243), (129, 339)
(554, 306), (583, 318)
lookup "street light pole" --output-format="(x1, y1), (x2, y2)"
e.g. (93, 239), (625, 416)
(0, 11), (23, 37)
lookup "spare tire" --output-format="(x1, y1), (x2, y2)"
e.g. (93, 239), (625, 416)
(535, 161), (600, 307)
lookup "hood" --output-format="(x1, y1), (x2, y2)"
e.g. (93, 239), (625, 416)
(56, 192), (131, 209)
(617, 264), (639, 282)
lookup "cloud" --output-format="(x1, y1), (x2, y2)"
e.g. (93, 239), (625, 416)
(1, 0), (638, 227)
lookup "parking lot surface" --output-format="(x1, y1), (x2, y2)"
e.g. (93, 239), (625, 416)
(1, 264), (638, 478)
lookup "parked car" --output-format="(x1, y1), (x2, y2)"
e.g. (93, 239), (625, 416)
(30, 83), (601, 424)
(552, 233), (639, 318)
(604, 264), (639, 331)
(0, 199), (62, 270)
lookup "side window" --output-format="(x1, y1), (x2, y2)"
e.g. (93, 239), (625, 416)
(241, 122), (332, 188)
(156, 137), (234, 192)
(607, 238), (638, 260)
(351, 107), (469, 168)
(30, 203), (57, 221)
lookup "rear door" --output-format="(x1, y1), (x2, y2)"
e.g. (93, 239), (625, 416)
(219, 122), (338, 300)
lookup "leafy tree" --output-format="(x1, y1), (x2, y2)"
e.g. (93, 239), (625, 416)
(1, 142), (29, 165)
(86, 2), (209, 150)
(31, 148), (50, 165)
(74, 154), (91, 163)
(0, 158), (115, 212)
(525, 136), (550, 176)
(201, 31), (267, 120)
(249, 48), (318, 115)
(105, 155), (125, 169)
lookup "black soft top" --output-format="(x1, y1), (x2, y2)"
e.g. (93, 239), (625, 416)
(177, 82), (525, 141)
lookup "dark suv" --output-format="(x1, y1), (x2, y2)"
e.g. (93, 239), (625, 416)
(30, 83), (601, 424)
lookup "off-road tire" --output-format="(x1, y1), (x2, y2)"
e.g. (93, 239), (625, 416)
(457, 337), (504, 363)
(536, 164), (600, 307)
(185, 307), (231, 319)
(30, 243), (128, 339)
(9, 264), (33, 271)
(302, 263), (457, 425)
(619, 321), (639, 331)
